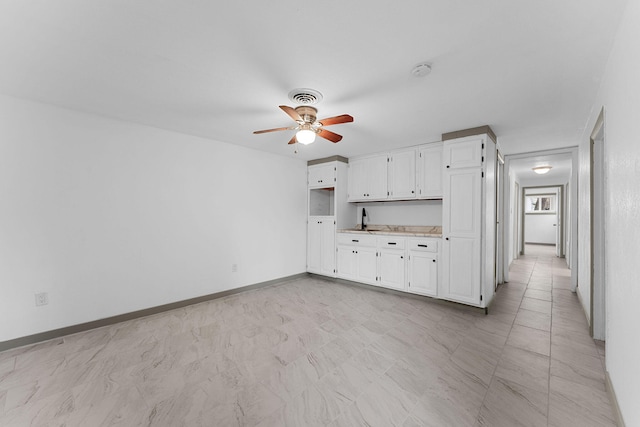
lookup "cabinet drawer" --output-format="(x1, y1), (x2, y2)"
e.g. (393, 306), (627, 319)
(336, 233), (377, 247)
(377, 236), (406, 249)
(408, 239), (439, 252)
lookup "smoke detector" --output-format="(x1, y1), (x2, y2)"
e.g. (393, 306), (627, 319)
(411, 63), (432, 78)
(288, 88), (323, 105)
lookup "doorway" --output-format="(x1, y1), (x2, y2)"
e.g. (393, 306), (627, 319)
(502, 147), (578, 289)
(521, 186), (563, 256)
(590, 108), (606, 340)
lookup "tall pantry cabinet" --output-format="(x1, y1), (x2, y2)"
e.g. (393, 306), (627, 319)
(440, 133), (497, 309)
(307, 157), (355, 277)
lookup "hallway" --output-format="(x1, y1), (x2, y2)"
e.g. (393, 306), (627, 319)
(489, 244), (615, 426)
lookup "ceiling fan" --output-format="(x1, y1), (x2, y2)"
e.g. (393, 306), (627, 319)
(253, 105), (354, 145)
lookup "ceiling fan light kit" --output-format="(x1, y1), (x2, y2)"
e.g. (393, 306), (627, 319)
(296, 128), (316, 145)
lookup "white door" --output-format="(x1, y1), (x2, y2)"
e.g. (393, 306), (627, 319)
(443, 138), (483, 170)
(408, 251), (438, 297)
(348, 159), (367, 201)
(336, 246), (357, 281)
(307, 218), (322, 273)
(388, 149), (416, 199)
(357, 247), (378, 284)
(367, 155), (389, 200)
(320, 220), (336, 276)
(379, 249), (406, 290)
(442, 164), (482, 305)
(308, 163), (335, 188)
(444, 168), (482, 237)
(417, 143), (443, 198)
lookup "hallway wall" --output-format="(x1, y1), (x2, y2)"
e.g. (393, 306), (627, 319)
(579, 0), (640, 424)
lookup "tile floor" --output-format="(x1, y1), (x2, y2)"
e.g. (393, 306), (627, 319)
(0, 245), (617, 426)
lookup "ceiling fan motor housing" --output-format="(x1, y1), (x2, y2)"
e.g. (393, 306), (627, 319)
(295, 106), (318, 124)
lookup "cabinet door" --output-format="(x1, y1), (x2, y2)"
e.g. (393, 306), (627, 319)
(443, 168), (482, 238)
(348, 158), (367, 201)
(367, 155), (389, 200)
(442, 166), (482, 305)
(388, 149), (416, 199)
(417, 143), (443, 199)
(307, 219), (322, 274)
(308, 163), (335, 188)
(408, 251), (437, 297)
(443, 138), (483, 170)
(320, 220), (336, 276)
(442, 237), (480, 304)
(337, 246), (357, 281)
(379, 249), (406, 290)
(356, 247), (378, 284)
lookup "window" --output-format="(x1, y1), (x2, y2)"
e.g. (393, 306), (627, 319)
(525, 194), (556, 213)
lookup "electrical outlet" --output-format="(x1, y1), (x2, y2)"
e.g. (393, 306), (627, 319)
(232, 264), (238, 273)
(35, 292), (48, 307)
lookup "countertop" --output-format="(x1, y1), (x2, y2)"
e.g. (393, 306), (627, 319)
(337, 225), (442, 238)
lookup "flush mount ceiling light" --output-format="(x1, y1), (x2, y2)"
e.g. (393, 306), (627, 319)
(532, 166), (552, 174)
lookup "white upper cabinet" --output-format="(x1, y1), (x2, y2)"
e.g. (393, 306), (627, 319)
(308, 163), (336, 188)
(388, 148), (416, 199)
(443, 137), (484, 170)
(417, 143), (443, 199)
(348, 154), (388, 201)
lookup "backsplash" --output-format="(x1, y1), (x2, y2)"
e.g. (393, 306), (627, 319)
(356, 200), (442, 226)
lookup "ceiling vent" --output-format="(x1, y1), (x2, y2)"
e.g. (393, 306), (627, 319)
(288, 88), (323, 105)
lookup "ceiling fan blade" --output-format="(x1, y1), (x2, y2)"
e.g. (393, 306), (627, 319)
(253, 126), (295, 134)
(318, 114), (354, 126)
(280, 105), (303, 122)
(317, 128), (343, 143)
(287, 135), (297, 145)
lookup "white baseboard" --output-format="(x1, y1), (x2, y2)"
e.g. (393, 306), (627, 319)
(605, 370), (625, 427)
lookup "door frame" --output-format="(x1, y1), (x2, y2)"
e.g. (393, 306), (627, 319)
(590, 107), (606, 340)
(520, 185), (564, 254)
(502, 147), (578, 290)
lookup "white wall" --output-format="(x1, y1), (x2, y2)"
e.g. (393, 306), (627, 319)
(0, 95), (308, 342)
(355, 200), (442, 227)
(579, 1), (640, 424)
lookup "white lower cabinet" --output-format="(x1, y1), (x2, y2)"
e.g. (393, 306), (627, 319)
(378, 236), (406, 290)
(337, 234), (440, 295)
(407, 239), (439, 297)
(378, 248), (406, 290)
(307, 217), (336, 277)
(336, 234), (377, 285)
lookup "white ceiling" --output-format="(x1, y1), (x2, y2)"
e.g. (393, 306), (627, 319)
(509, 154), (573, 184)
(0, 1), (628, 161)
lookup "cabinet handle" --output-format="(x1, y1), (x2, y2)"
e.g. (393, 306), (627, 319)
(400, 256), (404, 259)
(417, 244), (428, 248)
(411, 190), (414, 194)
(387, 242), (397, 245)
(445, 237), (449, 240)
(433, 259), (436, 262)
(352, 239), (359, 243)
(446, 165), (450, 168)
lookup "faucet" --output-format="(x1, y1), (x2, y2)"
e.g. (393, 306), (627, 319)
(362, 208), (367, 230)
